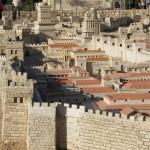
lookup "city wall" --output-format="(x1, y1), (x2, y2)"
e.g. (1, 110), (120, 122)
(56, 104), (150, 150)
(1, 102), (150, 149)
(28, 102), (56, 150)
(2, 9), (150, 20)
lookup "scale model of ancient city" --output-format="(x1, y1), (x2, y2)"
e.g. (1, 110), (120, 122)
(0, 0), (150, 149)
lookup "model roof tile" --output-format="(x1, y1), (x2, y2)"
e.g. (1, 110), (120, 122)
(123, 80), (150, 89)
(96, 101), (150, 110)
(112, 72), (150, 78)
(48, 44), (78, 48)
(73, 50), (104, 53)
(47, 70), (71, 74)
(121, 106), (137, 116)
(104, 93), (150, 101)
(86, 57), (109, 62)
(82, 87), (115, 93)
(72, 66), (88, 73)
(102, 75), (111, 80)
(75, 79), (101, 85)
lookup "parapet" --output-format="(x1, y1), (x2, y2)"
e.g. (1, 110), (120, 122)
(25, 43), (47, 47)
(32, 102), (57, 108)
(6, 41), (23, 47)
(30, 102), (56, 116)
(0, 55), (6, 61)
(56, 103), (150, 124)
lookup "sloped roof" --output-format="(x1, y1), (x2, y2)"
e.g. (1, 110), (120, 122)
(82, 87), (115, 93)
(104, 93), (150, 101)
(96, 101), (150, 111)
(123, 80), (150, 89)
(102, 75), (111, 81)
(121, 106), (137, 116)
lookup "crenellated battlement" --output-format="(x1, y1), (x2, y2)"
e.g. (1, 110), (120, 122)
(0, 55), (6, 61)
(6, 41), (23, 46)
(30, 102), (150, 124)
(31, 66), (44, 69)
(25, 43), (47, 47)
(56, 103), (150, 124)
(32, 102), (57, 107)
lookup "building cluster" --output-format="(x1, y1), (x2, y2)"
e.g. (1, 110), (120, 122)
(0, 1), (150, 149)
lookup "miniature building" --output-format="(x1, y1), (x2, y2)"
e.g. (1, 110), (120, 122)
(82, 8), (101, 39)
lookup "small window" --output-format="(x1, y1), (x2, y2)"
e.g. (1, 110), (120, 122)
(112, 43), (114, 45)
(97, 39), (100, 42)
(14, 97), (17, 103)
(142, 99), (144, 102)
(84, 98), (86, 101)
(104, 41), (107, 43)
(138, 48), (140, 52)
(125, 99), (127, 102)
(11, 50), (13, 54)
(15, 50), (17, 54)
(116, 62), (118, 65)
(114, 100), (116, 103)
(20, 98), (23, 103)
(120, 44), (122, 47)
(76, 99), (78, 102)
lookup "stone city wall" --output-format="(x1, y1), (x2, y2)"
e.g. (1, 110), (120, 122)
(56, 104), (150, 150)
(2, 9), (150, 20)
(1, 102), (150, 149)
(28, 102), (56, 150)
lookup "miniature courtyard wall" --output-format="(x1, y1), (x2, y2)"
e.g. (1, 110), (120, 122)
(56, 104), (150, 150)
(28, 102), (56, 150)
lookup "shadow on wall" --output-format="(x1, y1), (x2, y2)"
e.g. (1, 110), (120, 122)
(56, 104), (67, 150)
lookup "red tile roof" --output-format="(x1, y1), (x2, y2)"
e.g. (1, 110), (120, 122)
(57, 79), (72, 85)
(82, 87), (115, 93)
(104, 93), (150, 101)
(47, 70), (71, 75)
(72, 66), (82, 70)
(112, 72), (130, 77)
(69, 76), (91, 79)
(68, 56), (75, 61)
(112, 72), (150, 78)
(72, 66), (88, 73)
(48, 44), (78, 48)
(73, 50), (104, 53)
(123, 80), (150, 89)
(121, 106), (137, 115)
(75, 79), (101, 85)
(146, 42), (150, 47)
(96, 101), (150, 110)
(102, 75), (111, 81)
(86, 57), (109, 62)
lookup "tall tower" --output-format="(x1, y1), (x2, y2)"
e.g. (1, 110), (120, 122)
(1, 63), (34, 147)
(34, 2), (56, 34)
(82, 8), (101, 39)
